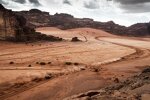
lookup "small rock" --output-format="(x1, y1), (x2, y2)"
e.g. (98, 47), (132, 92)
(142, 67), (150, 73)
(114, 78), (119, 83)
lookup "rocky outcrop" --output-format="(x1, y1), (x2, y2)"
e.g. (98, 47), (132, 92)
(64, 66), (150, 100)
(15, 9), (51, 28)
(0, 4), (19, 41)
(0, 4), (62, 42)
(15, 8), (150, 36)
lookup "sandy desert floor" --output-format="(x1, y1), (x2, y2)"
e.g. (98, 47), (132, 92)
(0, 27), (150, 100)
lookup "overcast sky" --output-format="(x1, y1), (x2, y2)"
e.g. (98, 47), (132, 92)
(0, 0), (150, 26)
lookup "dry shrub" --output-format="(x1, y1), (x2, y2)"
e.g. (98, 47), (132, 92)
(48, 62), (51, 64)
(40, 62), (46, 65)
(65, 62), (72, 65)
(9, 61), (14, 64)
(74, 62), (79, 66)
(28, 64), (32, 67)
(71, 37), (80, 42)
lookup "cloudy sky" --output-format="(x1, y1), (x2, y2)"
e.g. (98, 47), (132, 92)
(0, 0), (150, 26)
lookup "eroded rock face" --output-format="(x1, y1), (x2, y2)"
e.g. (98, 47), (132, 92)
(15, 9), (51, 28)
(0, 4), (34, 41)
(0, 5), (17, 40)
(16, 8), (150, 36)
(0, 4), (63, 42)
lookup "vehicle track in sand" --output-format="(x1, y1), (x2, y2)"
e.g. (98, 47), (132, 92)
(1, 31), (150, 100)
(95, 36), (150, 64)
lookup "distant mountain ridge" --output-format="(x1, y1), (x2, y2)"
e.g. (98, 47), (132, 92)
(15, 9), (150, 36)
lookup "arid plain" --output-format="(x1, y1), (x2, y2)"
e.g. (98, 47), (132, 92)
(0, 27), (150, 100)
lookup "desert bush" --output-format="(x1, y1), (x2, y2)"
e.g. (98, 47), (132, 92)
(74, 62), (79, 66)
(48, 62), (51, 64)
(28, 64), (32, 67)
(40, 62), (46, 65)
(80, 68), (86, 70)
(9, 61), (14, 64)
(36, 62), (39, 64)
(65, 62), (72, 65)
(71, 37), (80, 42)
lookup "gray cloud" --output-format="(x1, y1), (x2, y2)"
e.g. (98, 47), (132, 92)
(0, 0), (8, 5)
(114, 0), (150, 5)
(113, 0), (150, 13)
(0, 0), (149, 26)
(12, 0), (26, 4)
(63, 0), (71, 5)
(84, 0), (99, 9)
(29, 0), (41, 6)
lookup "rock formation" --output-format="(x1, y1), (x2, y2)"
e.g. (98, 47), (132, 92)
(15, 8), (150, 36)
(0, 4), (18, 41)
(0, 4), (62, 42)
(64, 66), (150, 100)
(15, 9), (51, 28)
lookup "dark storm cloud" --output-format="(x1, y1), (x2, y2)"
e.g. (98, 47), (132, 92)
(114, 0), (150, 5)
(113, 0), (150, 13)
(29, 0), (41, 6)
(63, 0), (71, 5)
(84, 0), (99, 9)
(12, 0), (26, 4)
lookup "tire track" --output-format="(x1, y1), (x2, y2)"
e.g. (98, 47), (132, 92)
(0, 45), (70, 57)
(0, 49), (103, 62)
(1, 36), (150, 100)
(95, 36), (150, 64)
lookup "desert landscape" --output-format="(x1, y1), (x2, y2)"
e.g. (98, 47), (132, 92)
(0, 2), (150, 100)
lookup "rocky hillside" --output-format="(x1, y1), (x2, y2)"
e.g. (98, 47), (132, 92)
(15, 9), (150, 36)
(0, 4), (62, 42)
(64, 66), (150, 100)
(15, 9), (51, 28)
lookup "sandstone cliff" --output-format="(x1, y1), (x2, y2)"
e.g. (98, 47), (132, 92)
(0, 4), (62, 42)
(15, 9), (51, 28)
(16, 9), (150, 36)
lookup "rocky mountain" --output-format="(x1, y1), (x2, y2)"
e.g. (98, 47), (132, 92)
(15, 9), (51, 28)
(15, 9), (150, 36)
(0, 4), (62, 42)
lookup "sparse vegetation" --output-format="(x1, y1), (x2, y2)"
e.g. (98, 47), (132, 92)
(9, 61), (14, 64)
(65, 62), (72, 65)
(40, 62), (46, 65)
(80, 68), (86, 70)
(48, 62), (51, 64)
(71, 37), (80, 42)
(28, 65), (32, 67)
(74, 62), (79, 66)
